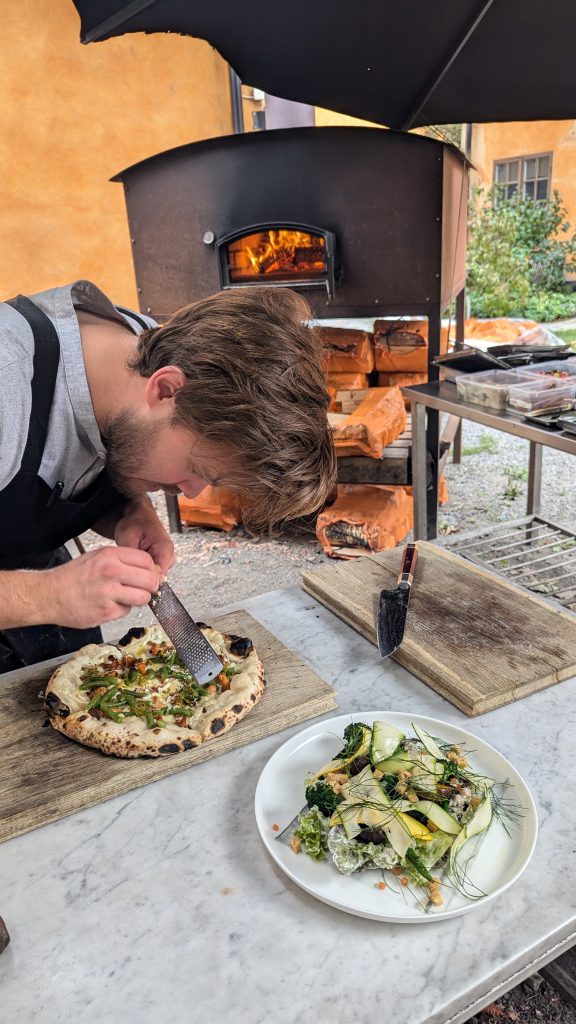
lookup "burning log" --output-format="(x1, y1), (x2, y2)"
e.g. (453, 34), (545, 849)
(230, 228), (327, 282)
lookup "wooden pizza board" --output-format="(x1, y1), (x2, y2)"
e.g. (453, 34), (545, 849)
(302, 541), (576, 716)
(0, 610), (336, 844)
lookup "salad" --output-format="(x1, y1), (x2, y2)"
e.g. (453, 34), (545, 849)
(290, 719), (519, 909)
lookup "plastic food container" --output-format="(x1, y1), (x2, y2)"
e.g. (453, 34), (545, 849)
(524, 359), (576, 379)
(507, 377), (576, 414)
(455, 369), (539, 410)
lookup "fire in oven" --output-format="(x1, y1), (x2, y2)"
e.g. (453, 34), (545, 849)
(216, 222), (337, 301)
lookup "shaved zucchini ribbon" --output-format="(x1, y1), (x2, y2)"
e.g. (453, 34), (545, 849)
(325, 720), (496, 899)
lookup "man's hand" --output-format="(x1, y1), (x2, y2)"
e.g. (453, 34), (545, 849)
(0, 499), (176, 632)
(0, 547), (163, 631)
(114, 498), (175, 575)
(45, 547), (163, 629)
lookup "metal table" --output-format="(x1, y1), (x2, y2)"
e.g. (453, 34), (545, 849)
(1, 584), (575, 1024)
(405, 380), (576, 540)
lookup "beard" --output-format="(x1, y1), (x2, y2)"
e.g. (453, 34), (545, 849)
(102, 408), (179, 497)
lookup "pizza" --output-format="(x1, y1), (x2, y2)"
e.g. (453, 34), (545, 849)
(44, 623), (265, 758)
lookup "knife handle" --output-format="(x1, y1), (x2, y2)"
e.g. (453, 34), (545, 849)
(398, 543), (418, 586)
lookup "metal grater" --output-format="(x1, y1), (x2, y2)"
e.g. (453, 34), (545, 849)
(148, 582), (223, 684)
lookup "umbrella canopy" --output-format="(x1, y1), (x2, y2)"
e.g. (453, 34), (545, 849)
(72, 0), (576, 129)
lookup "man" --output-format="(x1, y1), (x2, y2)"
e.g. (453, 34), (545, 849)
(0, 281), (335, 672)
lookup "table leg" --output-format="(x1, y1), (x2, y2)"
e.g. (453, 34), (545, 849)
(526, 441), (543, 544)
(411, 400), (428, 541)
(425, 408), (440, 540)
(527, 441), (542, 517)
(165, 494), (183, 534)
(453, 420), (462, 464)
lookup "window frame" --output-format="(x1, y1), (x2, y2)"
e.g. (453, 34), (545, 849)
(493, 151), (553, 202)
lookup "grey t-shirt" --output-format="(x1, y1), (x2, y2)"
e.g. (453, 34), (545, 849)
(0, 281), (157, 500)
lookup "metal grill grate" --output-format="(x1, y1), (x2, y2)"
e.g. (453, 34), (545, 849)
(439, 516), (576, 612)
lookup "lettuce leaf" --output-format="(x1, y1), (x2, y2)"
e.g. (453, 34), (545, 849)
(294, 807), (329, 861)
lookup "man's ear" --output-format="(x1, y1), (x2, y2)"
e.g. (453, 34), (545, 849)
(144, 366), (186, 409)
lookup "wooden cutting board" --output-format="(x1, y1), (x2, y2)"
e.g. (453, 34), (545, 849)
(302, 541), (576, 716)
(0, 610), (336, 844)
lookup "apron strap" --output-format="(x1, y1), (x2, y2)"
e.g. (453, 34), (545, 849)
(115, 305), (150, 332)
(5, 295), (60, 476)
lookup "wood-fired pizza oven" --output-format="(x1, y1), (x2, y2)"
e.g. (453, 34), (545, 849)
(112, 126), (468, 366)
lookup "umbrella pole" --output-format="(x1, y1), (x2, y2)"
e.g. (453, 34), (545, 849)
(229, 68), (244, 134)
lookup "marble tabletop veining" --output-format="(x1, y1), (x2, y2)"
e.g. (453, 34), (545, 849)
(1, 585), (575, 1024)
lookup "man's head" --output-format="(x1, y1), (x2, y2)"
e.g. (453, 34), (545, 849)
(103, 288), (336, 533)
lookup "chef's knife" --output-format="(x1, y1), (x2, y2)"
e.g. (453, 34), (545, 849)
(376, 543), (418, 658)
(148, 582), (223, 684)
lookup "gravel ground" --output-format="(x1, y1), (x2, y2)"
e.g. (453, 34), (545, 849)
(471, 972), (576, 1024)
(82, 428), (576, 1024)
(440, 420), (575, 536)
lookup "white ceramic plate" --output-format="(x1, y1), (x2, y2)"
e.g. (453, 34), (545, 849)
(254, 711), (538, 922)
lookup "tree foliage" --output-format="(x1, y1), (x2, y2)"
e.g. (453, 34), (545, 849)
(467, 186), (576, 319)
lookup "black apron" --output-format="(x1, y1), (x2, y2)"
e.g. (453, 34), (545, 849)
(0, 295), (130, 672)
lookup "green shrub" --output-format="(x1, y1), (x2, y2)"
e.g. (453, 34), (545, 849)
(467, 186), (576, 320)
(523, 292), (576, 322)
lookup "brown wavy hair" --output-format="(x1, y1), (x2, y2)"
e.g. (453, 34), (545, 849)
(129, 288), (336, 533)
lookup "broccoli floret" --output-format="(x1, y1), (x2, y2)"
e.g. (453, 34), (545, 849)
(336, 722), (367, 760)
(305, 782), (343, 817)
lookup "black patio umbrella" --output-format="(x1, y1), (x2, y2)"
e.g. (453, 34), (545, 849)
(72, 0), (576, 129)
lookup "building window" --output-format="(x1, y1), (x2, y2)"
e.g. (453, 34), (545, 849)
(493, 153), (552, 201)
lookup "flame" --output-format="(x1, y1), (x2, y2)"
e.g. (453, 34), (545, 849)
(228, 229), (326, 281)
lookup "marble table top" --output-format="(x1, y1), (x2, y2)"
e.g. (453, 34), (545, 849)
(1, 585), (575, 1024)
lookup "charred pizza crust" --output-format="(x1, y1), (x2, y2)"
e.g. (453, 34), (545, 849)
(44, 623), (265, 758)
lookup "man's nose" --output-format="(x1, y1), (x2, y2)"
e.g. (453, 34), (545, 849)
(181, 479), (208, 499)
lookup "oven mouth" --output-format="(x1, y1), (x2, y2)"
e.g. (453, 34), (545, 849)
(216, 222), (337, 301)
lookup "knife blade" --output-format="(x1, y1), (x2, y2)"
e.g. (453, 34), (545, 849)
(376, 543), (418, 658)
(148, 582), (223, 685)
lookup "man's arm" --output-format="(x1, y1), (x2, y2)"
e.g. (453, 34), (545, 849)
(0, 547), (162, 630)
(0, 569), (54, 629)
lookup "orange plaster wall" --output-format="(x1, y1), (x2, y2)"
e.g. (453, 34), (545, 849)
(314, 108), (384, 130)
(0, 2), (232, 306)
(470, 121), (576, 229)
